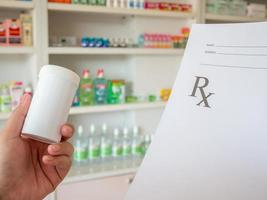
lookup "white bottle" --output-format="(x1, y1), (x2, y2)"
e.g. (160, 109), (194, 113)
(131, 126), (143, 167)
(122, 127), (132, 168)
(100, 123), (113, 170)
(22, 65), (80, 144)
(139, 0), (144, 9)
(112, 128), (123, 169)
(88, 124), (101, 172)
(113, 0), (118, 7)
(73, 125), (88, 167)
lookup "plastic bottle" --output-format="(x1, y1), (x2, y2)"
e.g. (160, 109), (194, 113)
(0, 84), (12, 113)
(88, 124), (101, 172)
(112, 128), (123, 169)
(139, 0), (144, 9)
(79, 69), (94, 106)
(100, 123), (113, 170)
(94, 69), (107, 105)
(142, 134), (151, 155)
(73, 125), (88, 167)
(122, 127), (132, 168)
(131, 126), (144, 167)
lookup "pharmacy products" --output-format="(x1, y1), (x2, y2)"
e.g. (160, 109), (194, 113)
(107, 80), (125, 104)
(73, 125), (88, 165)
(79, 69), (94, 106)
(94, 69), (107, 104)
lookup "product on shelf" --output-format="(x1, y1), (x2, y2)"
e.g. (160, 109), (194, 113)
(6, 19), (21, 46)
(94, 69), (108, 104)
(145, 1), (192, 12)
(20, 14), (33, 46)
(206, 0), (248, 17)
(0, 81), (32, 113)
(48, 0), (192, 13)
(160, 88), (171, 101)
(0, 14), (33, 47)
(72, 124), (152, 171)
(247, 3), (266, 18)
(79, 69), (94, 106)
(138, 27), (190, 49)
(72, 68), (166, 107)
(107, 80), (125, 104)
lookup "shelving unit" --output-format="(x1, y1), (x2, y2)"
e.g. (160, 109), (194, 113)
(48, 2), (195, 19)
(48, 47), (185, 55)
(0, 0), (34, 10)
(69, 102), (166, 115)
(0, 102), (166, 121)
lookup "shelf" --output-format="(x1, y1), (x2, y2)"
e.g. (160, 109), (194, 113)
(48, 3), (194, 19)
(48, 47), (184, 55)
(64, 167), (138, 184)
(69, 102), (167, 115)
(0, 47), (35, 54)
(0, 0), (34, 10)
(205, 13), (267, 22)
(0, 102), (166, 121)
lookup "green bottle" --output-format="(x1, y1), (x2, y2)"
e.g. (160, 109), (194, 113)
(79, 69), (94, 106)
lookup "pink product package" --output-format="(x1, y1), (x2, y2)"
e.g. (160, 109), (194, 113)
(0, 21), (7, 46)
(5, 19), (22, 46)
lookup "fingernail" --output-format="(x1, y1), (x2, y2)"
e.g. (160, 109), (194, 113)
(45, 156), (54, 161)
(51, 145), (60, 152)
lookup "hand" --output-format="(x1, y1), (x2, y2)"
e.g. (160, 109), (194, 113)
(0, 94), (74, 200)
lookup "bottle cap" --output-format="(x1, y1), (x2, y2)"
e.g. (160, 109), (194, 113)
(40, 65), (80, 87)
(90, 124), (96, 134)
(78, 125), (83, 136)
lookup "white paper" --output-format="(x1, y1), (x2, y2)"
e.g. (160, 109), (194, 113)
(126, 22), (267, 200)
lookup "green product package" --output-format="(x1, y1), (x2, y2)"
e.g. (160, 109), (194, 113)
(132, 144), (143, 156)
(101, 144), (112, 157)
(113, 145), (123, 157)
(80, 0), (88, 4)
(72, 0), (80, 4)
(89, 146), (101, 159)
(89, 0), (97, 5)
(97, 0), (106, 6)
(74, 148), (88, 161)
(123, 145), (132, 156)
(107, 80), (125, 104)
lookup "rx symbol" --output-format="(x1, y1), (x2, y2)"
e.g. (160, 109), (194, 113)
(189, 76), (214, 108)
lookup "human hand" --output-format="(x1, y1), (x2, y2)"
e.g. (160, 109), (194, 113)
(0, 94), (74, 200)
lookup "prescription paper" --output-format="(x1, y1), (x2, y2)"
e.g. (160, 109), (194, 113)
(126, 22), (267, 200)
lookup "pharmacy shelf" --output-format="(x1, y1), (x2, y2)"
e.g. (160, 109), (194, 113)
(48, 3), (195, 19)
(0, 112), (10, 120)
(48, 47), (184, 55)
(64, 167), (138, 184)
(205, 13), (267, 22)
(69, 101), (167, 115)
(0, 47), (35, 54)
(0, 0), (34, 10)
(0, 102), (167, 121)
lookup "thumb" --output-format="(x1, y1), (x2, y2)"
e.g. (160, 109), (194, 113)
(3, 94), (31, 138)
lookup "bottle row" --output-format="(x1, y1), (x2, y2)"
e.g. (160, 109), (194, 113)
(72, 123), (152, 172)
(72, 68), (171, 107)
(48, 0), (193, 13)
(0, 82), (32, 113)
(50, 28), (190, 49)
(0, 14), (33, 47)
